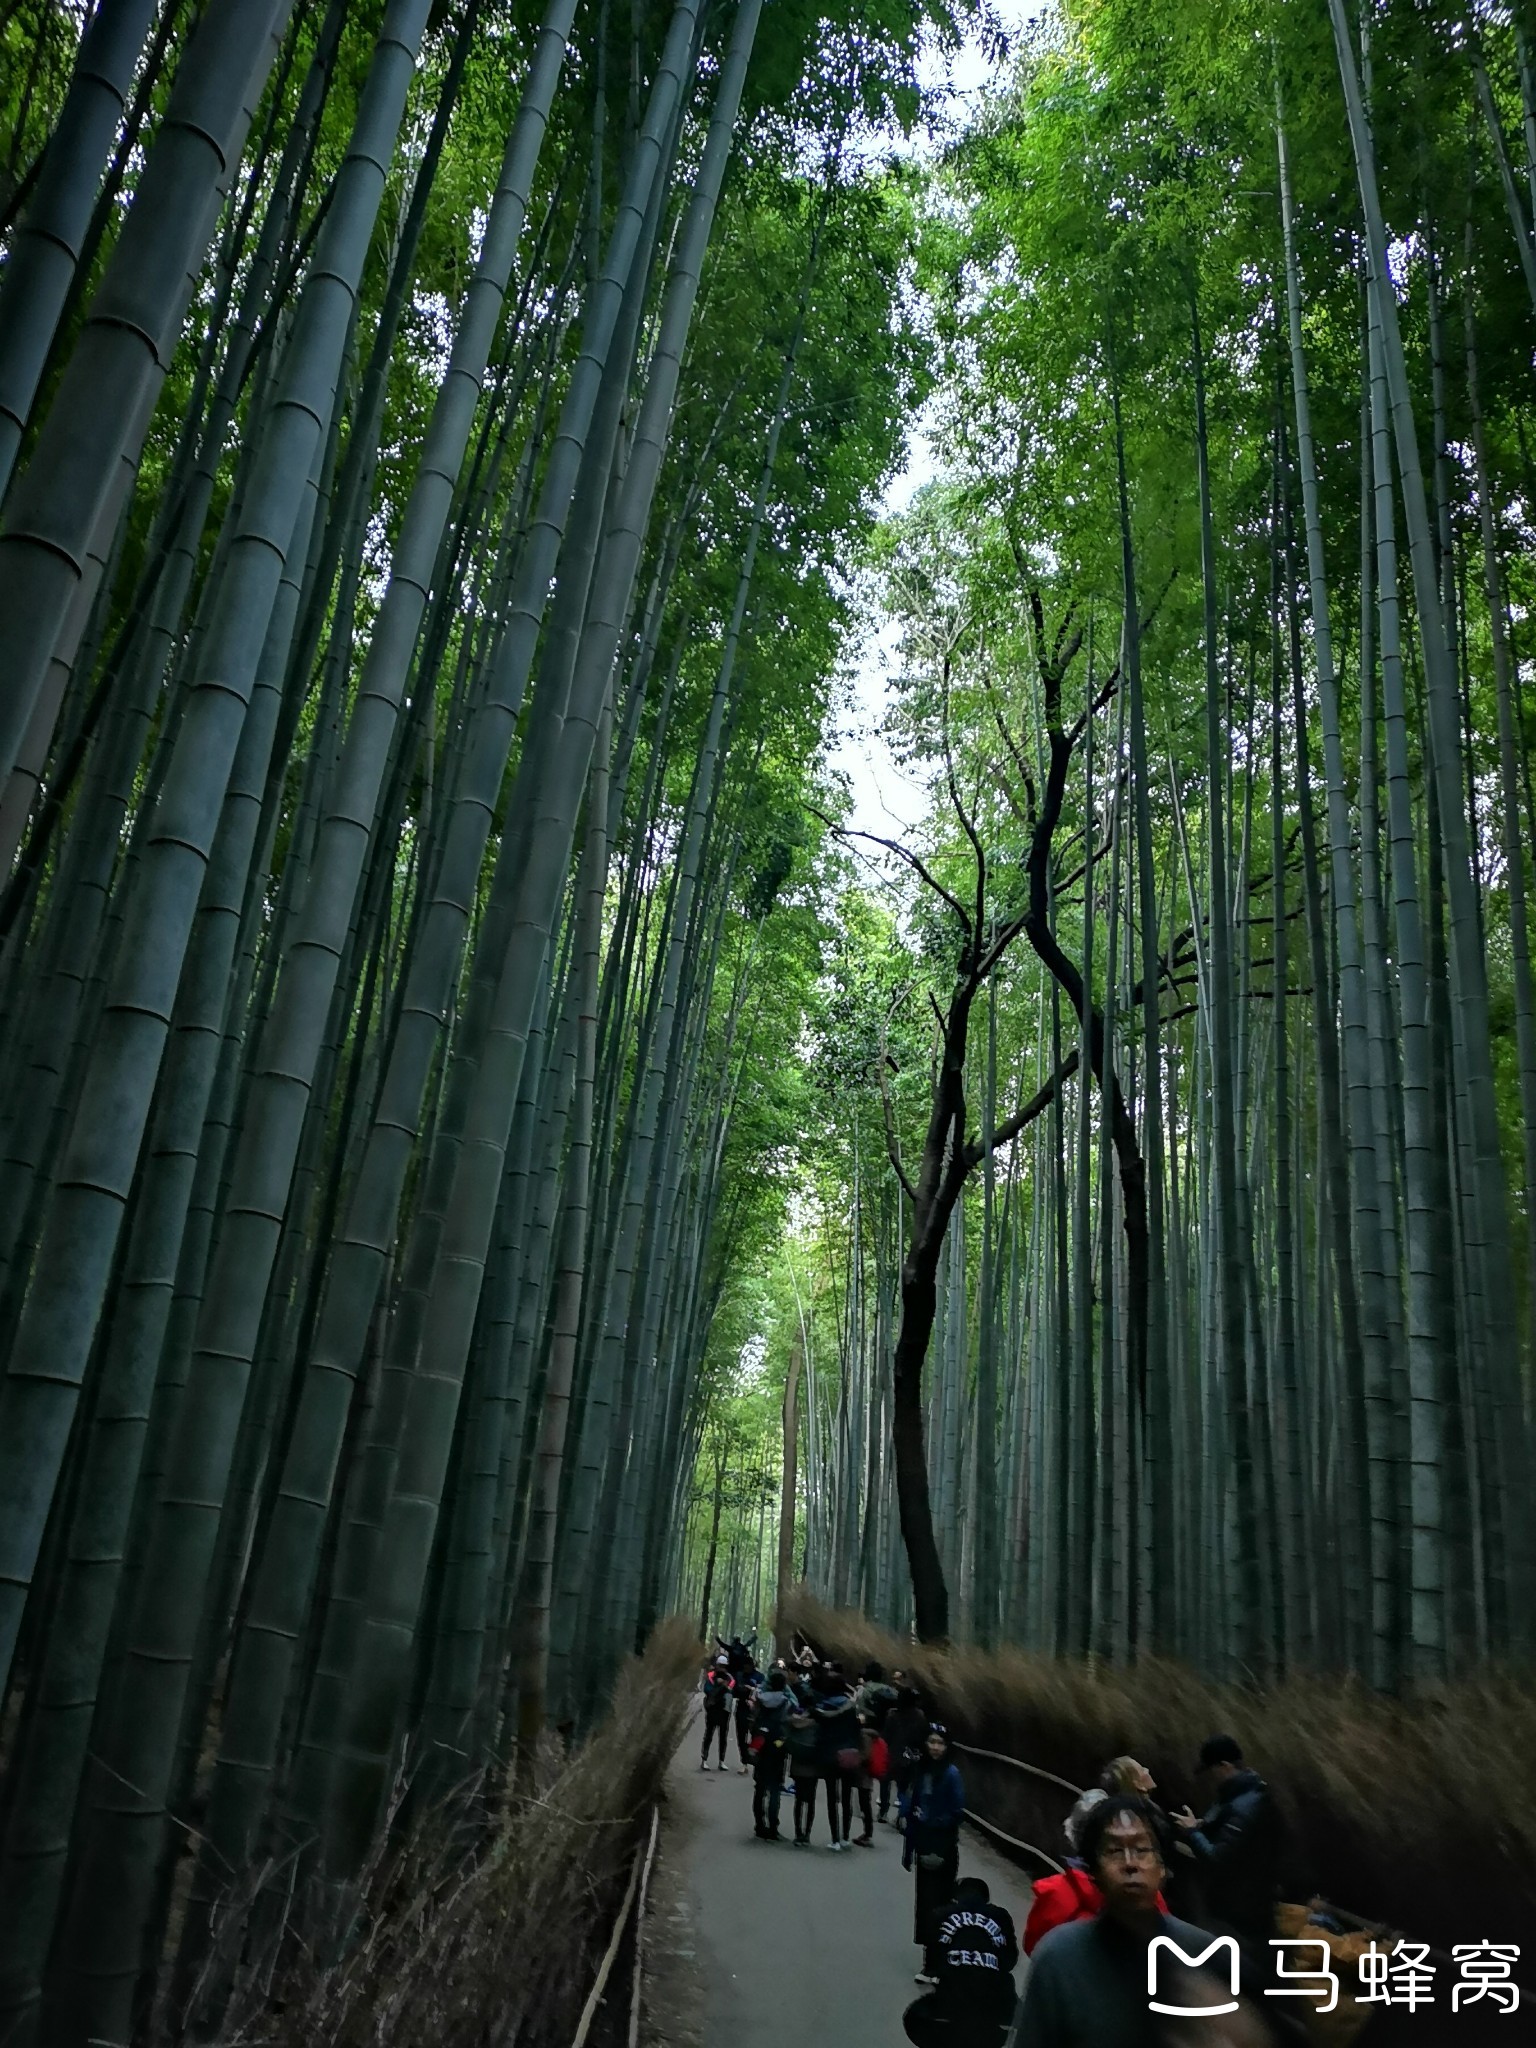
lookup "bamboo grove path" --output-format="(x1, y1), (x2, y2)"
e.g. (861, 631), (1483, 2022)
(643, 1718), (1035, 2048)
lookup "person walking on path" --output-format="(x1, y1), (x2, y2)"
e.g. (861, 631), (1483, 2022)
(905, 1725), (965, 1979)
(877, 1667), (913, 1822)
(853, 1659), (897, 1841)
(750, 1663), (794, 1839)
(887, 1680), (928, 1832)
(903, 1874), (1018, 2047)
(733, 1659), (760, 1774)
(785, 1669), (821, 1846)
(700, 1654), (735, 1771)
(811, 1661), (861, 1851)
(1172, 1734), (1284, 1943)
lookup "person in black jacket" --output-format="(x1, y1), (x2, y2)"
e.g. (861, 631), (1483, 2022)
(905, 1727), (966, 1980)
(811, 1662), (862, 1850)
(1172, 1733), (1284, 1942)
(748, 1664), (793, 1838)
(699, 1656), (734, 1770)
(732, 1663), (759, 1773)
(716, 1630), (757, 1682)
(903, 1875), (1018, 2047)
(886, 1683), (928, 1832)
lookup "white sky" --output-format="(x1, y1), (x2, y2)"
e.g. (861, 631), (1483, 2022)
(828, 3), (1046, 854)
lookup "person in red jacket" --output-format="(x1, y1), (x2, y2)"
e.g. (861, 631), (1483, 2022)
(1024, 1865), (1109, 1955)
(1023, 1788), (1168, 1954)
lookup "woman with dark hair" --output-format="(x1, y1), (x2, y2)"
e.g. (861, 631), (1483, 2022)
(785, 1668), (821, 1846)
(904, 1725), (965, 1982)
(811, 1661), (861, 1851)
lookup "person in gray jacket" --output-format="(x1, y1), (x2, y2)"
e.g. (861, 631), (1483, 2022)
(1011, 1797), (1300, 2047)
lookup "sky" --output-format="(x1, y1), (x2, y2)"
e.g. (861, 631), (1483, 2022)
(826, 3), (1045, 856)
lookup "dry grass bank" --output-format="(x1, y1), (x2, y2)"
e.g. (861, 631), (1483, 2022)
(215, 1618), (700, 2048)
(783, 1594), (1536, 1964)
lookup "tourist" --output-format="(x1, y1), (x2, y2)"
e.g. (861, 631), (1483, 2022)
(716, 1629), (757, 1682)
(1023, 1787), (1176, 1954)
(1064, 1786), (1108, 1854)
(1172, 1734), (1284, 1942)
(851, 1660), (897, 1845)
(1100, 1755), (1157, 1798)
(785, 1670), (821, 1846)
(856, 1658), (899, 1731)
(749, 1662), (793, 1839)
(699, 1654), (734, 1772)
(905, 1725), (965, 1980)
(1022, 1788), (1106, 1955)
(812, 1662), (861, 1851)
(1098, 1751), (1193, 1914)
(886, 1680), (929, 1832)
(732, 1659), (758, 1774)
(903, 1874), (1018, 2047)
(1009, 1795), (1288, 2046)
(881, 1666), (912, 1823)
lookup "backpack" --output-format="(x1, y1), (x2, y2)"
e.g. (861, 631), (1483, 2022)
(753, 1690), (790, 1744)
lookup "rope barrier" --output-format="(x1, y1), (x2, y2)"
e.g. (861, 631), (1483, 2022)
(627, 1805), (662, 2048)
(571, 1806), (654, 2048)
(948, 1739), (1085, 1799)
(961, 1807), (1065, 1874)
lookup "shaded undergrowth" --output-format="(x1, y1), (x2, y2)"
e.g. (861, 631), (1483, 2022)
(213, 1619), (698, 2048)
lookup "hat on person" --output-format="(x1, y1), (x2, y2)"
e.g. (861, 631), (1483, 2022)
(715, 1653), (729, 1666)
(1195, 1733), (1243, 1771)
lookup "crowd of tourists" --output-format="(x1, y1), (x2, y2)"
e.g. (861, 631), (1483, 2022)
(698, 1639), (1308, 2046)
(1015, 1739), (1308, 2045)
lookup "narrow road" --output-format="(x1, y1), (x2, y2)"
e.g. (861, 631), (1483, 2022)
(644, 1724), (1036, 2048)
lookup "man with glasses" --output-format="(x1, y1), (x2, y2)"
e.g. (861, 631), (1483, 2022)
(1009, 1797), (1301, 2045)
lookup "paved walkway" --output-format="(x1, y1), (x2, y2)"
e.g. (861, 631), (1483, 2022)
(645, 1724), (1036, 2048)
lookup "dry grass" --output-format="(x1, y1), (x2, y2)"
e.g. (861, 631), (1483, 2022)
(214, 1619), (700, 2048)
(784, 1594), (1536, 1961)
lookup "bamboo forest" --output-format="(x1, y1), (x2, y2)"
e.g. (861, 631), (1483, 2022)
(3, 0), (1536, 2041)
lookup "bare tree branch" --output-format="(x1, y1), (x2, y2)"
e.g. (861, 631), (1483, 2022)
(962, 1046), (1080, 1172)
(806, 803), (974, 934)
